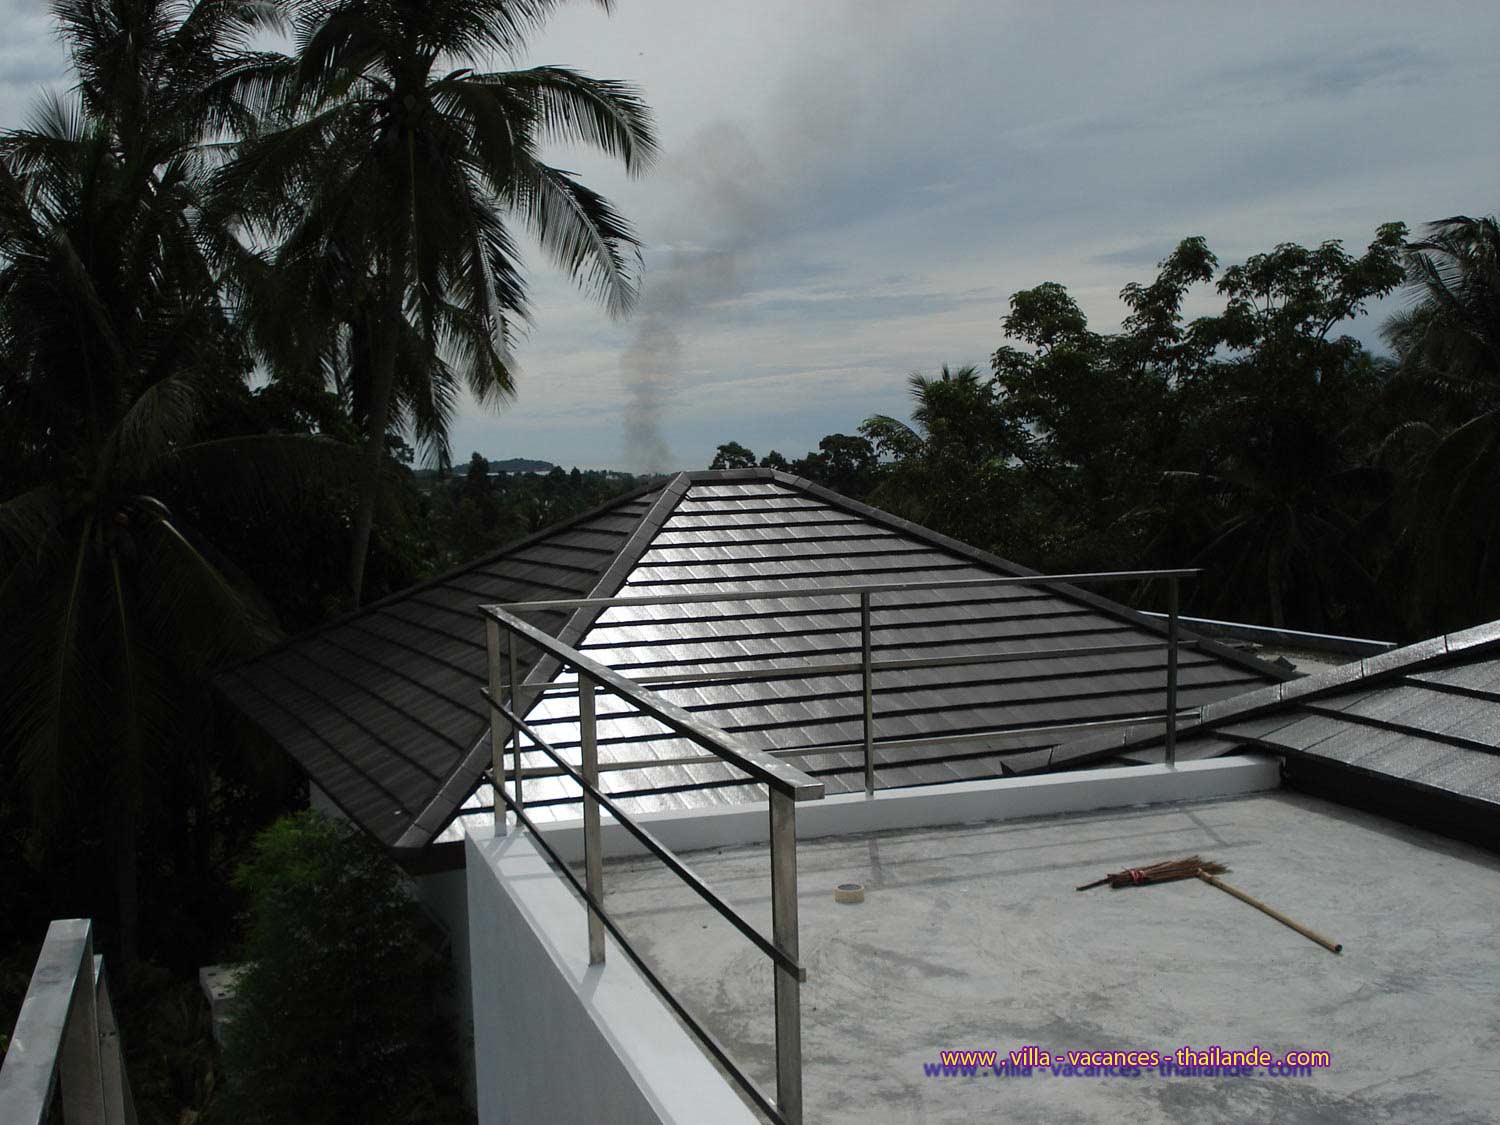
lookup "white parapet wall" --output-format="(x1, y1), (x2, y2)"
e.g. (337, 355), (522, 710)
(465, 827), (760, 1125)
(529, 754), (1281, 865)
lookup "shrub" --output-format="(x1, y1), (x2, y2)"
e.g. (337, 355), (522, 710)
(217, 811), (469, 1124)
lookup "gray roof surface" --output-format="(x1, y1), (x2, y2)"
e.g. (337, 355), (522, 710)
(217, 469), (1287, 850)
(216, 479), (676, 847)
(1051, 619), (1500, 813)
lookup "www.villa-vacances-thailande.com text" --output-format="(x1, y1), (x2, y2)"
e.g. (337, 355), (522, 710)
(924, 1045), (1332, 1079)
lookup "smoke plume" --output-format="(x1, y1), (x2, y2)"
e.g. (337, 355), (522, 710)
(620, 122), (769, 473)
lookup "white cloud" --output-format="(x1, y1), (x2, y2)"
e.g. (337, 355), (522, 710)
(5, 0), (1497, 471)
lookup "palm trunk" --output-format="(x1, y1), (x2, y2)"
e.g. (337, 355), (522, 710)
(347, 289), (403, 607)
(114, 799), (139, 974)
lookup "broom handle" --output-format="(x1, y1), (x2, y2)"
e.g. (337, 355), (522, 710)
(1197, 872), (1342, 954)
(1075, 877), (1111, 891)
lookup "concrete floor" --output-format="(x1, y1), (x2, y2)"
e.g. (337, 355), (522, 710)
(598, 791), (1500, 1124)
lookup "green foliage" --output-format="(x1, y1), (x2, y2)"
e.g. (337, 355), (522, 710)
(1382, 215), (1500, 631)
(793, 434), (880, 496)
(863, 366), (1024, 543)
(710, 441), (757, 469)
(219, 811), (469, 1125)
(708, 435), (880, 498)
(116, 961), (221, 1123)
(416, 464), (649, 572)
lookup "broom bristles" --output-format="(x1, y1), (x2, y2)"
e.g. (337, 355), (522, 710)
(1076, 854), (1228, 891)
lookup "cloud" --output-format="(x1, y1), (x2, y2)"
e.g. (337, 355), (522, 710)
(6, 0), (1498, 472)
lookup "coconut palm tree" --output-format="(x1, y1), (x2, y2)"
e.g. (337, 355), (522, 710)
(0, 1), (367, 962)
(213, 0), (656, 605)
(50, 0), (286, 159)
(1382, 214), (1500, 632)
(1384, 215), (1500, 390)
(0, 93), (262, 962)
(861, 365), (1026, 546)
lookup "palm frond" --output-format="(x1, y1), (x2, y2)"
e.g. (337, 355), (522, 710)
(510, 160), (640, 316)
(110, 375), (204, 481)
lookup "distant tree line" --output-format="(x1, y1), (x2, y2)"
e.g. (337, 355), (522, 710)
(423, 456), (651, 568)
(713, 217), (1500, 643)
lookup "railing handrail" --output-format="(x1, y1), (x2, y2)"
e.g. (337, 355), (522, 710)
(490, 568), (1201, 614)
(483, 605), (824, 802)
(0, 918), (135, 1125)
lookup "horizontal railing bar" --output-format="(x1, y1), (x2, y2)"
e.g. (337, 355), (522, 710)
(528, 640), (1198, 691)
(483, 607), (825, 802)
(501, 710), (1203, 780)
(496, 791), (788, 1125)
(1138, 611), (1398, 653)
(797, 712), (1197, 755)
(485, 690), (806, 980)
(491, 569), (1200, 613)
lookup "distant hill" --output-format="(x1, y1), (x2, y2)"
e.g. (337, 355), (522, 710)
(489, 457), (554, 473)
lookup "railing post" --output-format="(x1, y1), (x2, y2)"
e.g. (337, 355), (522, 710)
(486, 617), (507, 834)
(860, 591), (875, 797)
(769, 788), (803, 1125)
(94, 957), (136, 1125)
(508, 627), (524, 820)
(579, 674), (606, 965)
(1165, 576), (1179, 767)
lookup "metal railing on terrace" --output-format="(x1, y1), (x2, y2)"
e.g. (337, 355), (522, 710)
(0, 919), (137, 1125)
(479, 568), (1195, 1124)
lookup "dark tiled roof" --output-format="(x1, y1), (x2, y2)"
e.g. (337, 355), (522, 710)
(218, 469), (1289, 852)
(1050, 620), (1500, 820)
(441, 470), (1285, 838)
(216, 479), (681, 847)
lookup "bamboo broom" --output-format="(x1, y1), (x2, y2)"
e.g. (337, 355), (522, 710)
(1075, 854), (1228, 891)
(1076, 855), (1343, 954)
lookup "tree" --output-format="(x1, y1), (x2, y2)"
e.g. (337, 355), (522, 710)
(220, 811), (467, 1124)
(215, 0), (657, 606)
(789, 434), (879, 497)
(710, 441), (757, 469)
(0, 73), (260, 962)
(1382, 215), (1500, 631)
(862, 365), (1025, 545)
(987, 243), (1216, 569)
(0, 1), (369, 964)
(462, 450), (494, 499)
(1151, 225), (1407, 630)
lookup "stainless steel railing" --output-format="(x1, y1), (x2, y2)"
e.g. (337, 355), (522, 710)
(481, 604), (824, 1125)
(478, 568), (1196, 1123)
(492, 569), (1199, 794)
(0, 919), (137, 1125)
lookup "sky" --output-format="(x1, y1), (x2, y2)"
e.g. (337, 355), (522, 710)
(2, 1), (1497, 472)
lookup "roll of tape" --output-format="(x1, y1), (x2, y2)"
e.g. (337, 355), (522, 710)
(834, 882), (865, 904)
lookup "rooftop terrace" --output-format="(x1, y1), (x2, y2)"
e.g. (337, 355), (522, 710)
(593, 787), (1500, 1124)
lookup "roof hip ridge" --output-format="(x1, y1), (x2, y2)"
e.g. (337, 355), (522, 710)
(402, 473), (696, 847)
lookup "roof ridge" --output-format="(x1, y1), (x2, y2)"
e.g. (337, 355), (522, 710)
(1196, 618), (1500, 726)
(402, 473), (695, 847)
